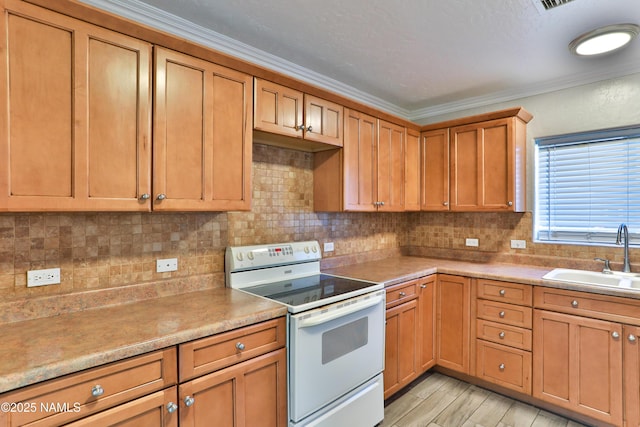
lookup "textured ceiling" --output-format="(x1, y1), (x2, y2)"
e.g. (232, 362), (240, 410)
(81, 0), (640, 120)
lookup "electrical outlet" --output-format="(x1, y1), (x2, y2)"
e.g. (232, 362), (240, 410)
(156, 258), (178, 273)
(27, 268), (61, 287)
(324, 242), (335, 252)
(465, 238), (479, 247)
(511, 239), (527, 249)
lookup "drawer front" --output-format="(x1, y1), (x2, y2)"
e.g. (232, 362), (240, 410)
(0, 348), (177, 427)
(477, 299), (532, 328)
(534, 287), (640, 325)
(179, 317), (286, 381)
(476, 319), (532, 351)
(385, 281), (418, 308)
(476, 340), (531, 394)
(477, 279), (532, 306)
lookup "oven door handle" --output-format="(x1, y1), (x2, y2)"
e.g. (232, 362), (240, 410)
(297, 294), (384, 328)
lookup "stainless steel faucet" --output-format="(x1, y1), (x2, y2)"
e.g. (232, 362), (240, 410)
(616, 223), (631, 273)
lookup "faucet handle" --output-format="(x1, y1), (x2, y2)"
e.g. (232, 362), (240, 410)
(594, 257), (612, 274)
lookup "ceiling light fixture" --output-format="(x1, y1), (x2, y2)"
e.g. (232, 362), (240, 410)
(569, 23), (640, 56)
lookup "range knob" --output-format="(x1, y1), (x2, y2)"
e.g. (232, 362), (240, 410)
(247, 252), (254, 260)
(236, 252), (243, 261)
(311, 245), (318, 253)
(304, 247), (310, 254)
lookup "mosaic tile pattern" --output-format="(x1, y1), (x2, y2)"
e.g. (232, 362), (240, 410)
(0, 143), (636, 306)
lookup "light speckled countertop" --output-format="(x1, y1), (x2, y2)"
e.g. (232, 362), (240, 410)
(2, 255), (638, 395)
(0, 288), (286, 393)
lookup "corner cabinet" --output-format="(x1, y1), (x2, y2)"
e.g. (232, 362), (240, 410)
(154, 47), (252, 211)
(0, 0), (152, 212)
(420, 108), (532, 212)
(436, 274), (471, 374)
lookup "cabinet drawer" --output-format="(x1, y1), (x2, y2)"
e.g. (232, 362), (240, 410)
(476, 340), (531, 394)
(534, 287), (640, 325)
(476, 319), (532, 351)
(179, 317), (286, 381)
(477, 299), (532, 328)
(476, 279), (532, 306)
(0, 348), (177, 427)
(385, 281), (418, 308)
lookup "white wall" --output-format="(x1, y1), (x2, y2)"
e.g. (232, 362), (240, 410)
(417, 72), (640, 210)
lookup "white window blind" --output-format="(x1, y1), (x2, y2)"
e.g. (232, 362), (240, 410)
(535, 125), (640, 245)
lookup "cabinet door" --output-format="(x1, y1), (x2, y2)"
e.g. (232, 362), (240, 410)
(404, 129), (421, 211)
(154, 47), (252, 211)
(377, 120), (405, 212)
(179, 349), (287, 427)
(384, 299), (419, 399)
(65, 387), (178, 427)
(436, 274), (470, 374)
(254, 78), (303, 138)
(533, 310), (623, 426)
(624, 325), (640, 427)
(304, 95), (343, 147)
(450, 118), (516, 211)
(0, 0), (152, 211)
(343, 109), (377, 211)
(420, 128), (450, 211)
(418, 276), (436, 373)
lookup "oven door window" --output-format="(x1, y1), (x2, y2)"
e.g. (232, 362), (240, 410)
(288, 291), (385, 422)
(322, 317), (368, 364)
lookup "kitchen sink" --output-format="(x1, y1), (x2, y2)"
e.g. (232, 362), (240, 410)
(543, 268), (640, 290)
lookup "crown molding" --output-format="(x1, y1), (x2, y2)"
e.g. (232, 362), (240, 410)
(78, 0), (640, 124)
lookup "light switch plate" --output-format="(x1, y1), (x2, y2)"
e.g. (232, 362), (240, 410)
(511, 239), (527, 249)
(324, 242), (335, 252)
(465, 238), (479, 247)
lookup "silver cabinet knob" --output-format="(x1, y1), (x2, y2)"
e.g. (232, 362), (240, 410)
(499, 363), (505, 371)
(629, 334), (637, 342)
(499, 289), (506, 296)
(236, 342), (245, 351)
(306, 126), (313, 132)
(91, 385), (104, 397)
(139, 193), (150, 201)
(297, 124), (305, 131)
(499, 311), (505, 318)
(184, 396), (195, 407)
(612, 331), (620, 339)
(399, 291), (406, 297)
(156, 193), (167, 201)
(507, 201), (513, 207)
(443, 201), (449, 206)
(167, 402), (178, 413)
(499, 331), (506, 339)
(571, 300), (579, 308)
(420, 284), (427, 289)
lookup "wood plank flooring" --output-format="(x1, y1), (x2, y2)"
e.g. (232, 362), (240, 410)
(382, 372), (590, 427)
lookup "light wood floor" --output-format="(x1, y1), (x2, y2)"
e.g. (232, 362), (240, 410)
(382, 372), (590, 427)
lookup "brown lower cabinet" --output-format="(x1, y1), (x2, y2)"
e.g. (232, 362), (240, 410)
(0, 318), (287, 427)
(436, 274), (471, 374)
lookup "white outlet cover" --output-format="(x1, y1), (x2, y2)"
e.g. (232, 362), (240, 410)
(465, 238), (479, 247)
(324, 242), (335, 252)
(511, 240), (527, 249)
(27, 268), (61, 287)
(157, 258), (178, 273)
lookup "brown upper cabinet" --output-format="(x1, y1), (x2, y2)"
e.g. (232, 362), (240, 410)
(0, 0), (152, 212)
(0, 1), (251, 212)
(421, 108), (532, 212)
(153, 47), (252, 211)
(254, 78), (343, 149)
(314, 109), (406, 212)
(404, 129), (421, 212)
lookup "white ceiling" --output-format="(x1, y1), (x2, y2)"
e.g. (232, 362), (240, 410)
(81, 0), (640, 121)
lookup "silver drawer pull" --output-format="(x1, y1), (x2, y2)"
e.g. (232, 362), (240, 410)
(499, 331), (506, 339)
(499, 289), (506, 296)
(571, 300), (579, 308)
(184, 396), (195, 407)
(629, 334), (638, 342)
(499, 363), (505, 371)
(499, 311), (505, 318)
(420, 284), (427, 289)
(167, 402), (178, 413)
(91, 385), (104, 397)
(236, 342), (245, 351)
(399, 291), (406, 297)
(612, 331), (620, 339)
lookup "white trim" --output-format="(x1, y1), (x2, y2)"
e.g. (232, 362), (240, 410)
(77, 0), (640, 122)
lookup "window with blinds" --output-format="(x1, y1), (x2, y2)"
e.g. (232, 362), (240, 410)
(535, 125), (640, 246)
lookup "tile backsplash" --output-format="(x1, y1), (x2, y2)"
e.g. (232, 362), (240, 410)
(0, 143), (636, 306)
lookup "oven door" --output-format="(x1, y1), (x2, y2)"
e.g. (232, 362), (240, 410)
(288, 289), (385, 423)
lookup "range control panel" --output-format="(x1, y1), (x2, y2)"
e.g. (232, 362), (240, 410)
(226, 241), (321, 272)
